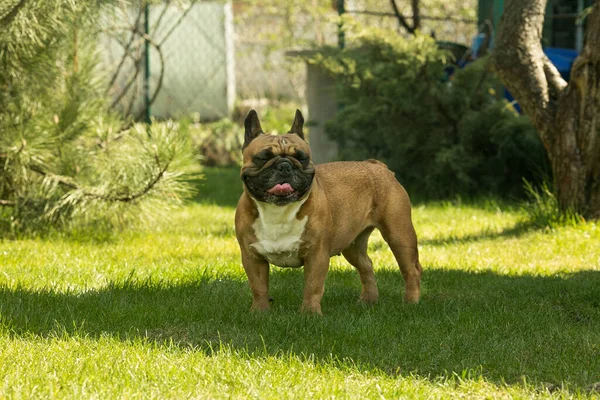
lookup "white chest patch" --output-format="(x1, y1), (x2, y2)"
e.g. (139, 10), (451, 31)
(251, 199), (308, 268)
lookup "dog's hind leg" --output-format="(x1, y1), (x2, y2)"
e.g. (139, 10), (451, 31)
(342, 227), (379, 303)
(377, 197), (422, 303)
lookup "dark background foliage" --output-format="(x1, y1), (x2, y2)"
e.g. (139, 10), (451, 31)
(307, 28), (550, 199)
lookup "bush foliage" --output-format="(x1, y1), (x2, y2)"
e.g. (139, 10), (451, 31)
(305, 27), (550, 198)
(187, 118), (243, 167)
(188, 102), (303, 168)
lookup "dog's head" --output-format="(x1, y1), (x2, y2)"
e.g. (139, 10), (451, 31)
(240, 109), (315, 206)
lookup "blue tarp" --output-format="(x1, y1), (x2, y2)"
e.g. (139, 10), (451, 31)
(543, 47), (578, 78)
(441, 41), (579, 113)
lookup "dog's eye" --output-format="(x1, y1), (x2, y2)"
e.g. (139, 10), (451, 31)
(294, 151), (308, 161)
(254, 150), (273, 162)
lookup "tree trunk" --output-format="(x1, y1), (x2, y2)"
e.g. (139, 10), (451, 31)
(492, 0), (600, 219)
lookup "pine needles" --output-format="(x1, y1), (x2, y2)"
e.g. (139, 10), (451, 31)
(0, 1), (195, 233)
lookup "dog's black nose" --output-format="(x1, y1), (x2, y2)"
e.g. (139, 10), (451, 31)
(276, 159), (293, 174)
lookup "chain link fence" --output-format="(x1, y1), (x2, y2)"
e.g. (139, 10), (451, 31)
(100, 1), (479, 120)
(344, 1), (478, 45)
(232, 1), (479, 103)
(102, 1), (235, 121)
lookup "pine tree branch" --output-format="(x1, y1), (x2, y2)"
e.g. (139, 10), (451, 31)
(28, 164), (79, 189)
(29, 157), (170, 203)
(1, 0), (27, 26)
(101, 159), (170, 203)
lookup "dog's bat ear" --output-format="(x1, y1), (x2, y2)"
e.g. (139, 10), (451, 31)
(243, 109), (263, 149)
(288, 109), (305, 140)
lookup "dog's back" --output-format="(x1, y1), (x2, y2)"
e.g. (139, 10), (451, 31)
(314, 160), (412, 218)
(311, 161), (414, 251)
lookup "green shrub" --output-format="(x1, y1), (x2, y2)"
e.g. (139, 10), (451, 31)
(248, 102), (304, 135)
(187, 119), (243, 167)
(305, 26), (550, 199)
(522, 179), (584, 228)
(188, 102), (303, 168)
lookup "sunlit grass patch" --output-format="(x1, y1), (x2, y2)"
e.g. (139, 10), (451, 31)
(0, 167), (599, 398)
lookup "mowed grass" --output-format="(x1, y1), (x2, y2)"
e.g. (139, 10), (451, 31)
(1, 167), (599, 399)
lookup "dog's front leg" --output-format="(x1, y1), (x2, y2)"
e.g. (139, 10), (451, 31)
(241, 250), (270, 311)
(300, 251), (330, 315)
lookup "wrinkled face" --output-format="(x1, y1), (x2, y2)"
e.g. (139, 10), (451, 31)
(241, 134), (315, 206)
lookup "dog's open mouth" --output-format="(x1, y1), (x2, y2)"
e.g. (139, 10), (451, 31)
(267, 183), (295, 196)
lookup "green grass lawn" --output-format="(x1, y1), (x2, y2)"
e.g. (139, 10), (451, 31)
(1, 167), (599, 398)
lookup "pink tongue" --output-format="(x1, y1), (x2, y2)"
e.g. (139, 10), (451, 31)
(267, 183), (294, 195)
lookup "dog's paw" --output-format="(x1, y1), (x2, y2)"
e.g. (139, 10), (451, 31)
(299, 302), (322, 315)
(359, 289), (379, 304)
(250, 301), (271, 312)
(403, 290), (420, 303)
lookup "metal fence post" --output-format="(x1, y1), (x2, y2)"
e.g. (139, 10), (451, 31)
(144, 3), (151, 124)
(338, 0), (345, 49)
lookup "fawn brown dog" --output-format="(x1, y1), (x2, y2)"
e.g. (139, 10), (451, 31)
(235, 109), (422, 314)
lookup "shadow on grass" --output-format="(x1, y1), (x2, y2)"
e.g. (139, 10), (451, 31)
(1, 268), (599, 390)
(420, 220), (541, 246)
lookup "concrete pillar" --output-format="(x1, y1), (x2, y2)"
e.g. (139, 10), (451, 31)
(306, 63), (338, 164)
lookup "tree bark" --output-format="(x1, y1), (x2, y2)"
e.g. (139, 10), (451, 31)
(492, 0), (600, 219)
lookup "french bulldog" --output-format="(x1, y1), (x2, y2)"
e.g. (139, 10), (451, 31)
(235, 109), (422, 314)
